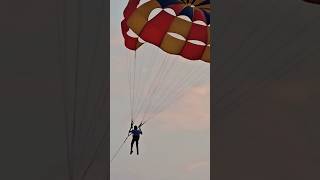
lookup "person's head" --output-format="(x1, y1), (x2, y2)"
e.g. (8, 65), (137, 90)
(134, 125), (138, 130)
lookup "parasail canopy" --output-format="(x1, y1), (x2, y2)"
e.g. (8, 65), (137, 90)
(121, 0), (211, 62)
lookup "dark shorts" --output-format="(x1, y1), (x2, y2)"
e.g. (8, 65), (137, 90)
(132, 135), (140, 141)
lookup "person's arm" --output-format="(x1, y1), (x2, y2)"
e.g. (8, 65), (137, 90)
(130, 121), (134, 130)
(138, 122), (143, 135)
(128, 121), (134, 135)
(128, 130), (132, 136)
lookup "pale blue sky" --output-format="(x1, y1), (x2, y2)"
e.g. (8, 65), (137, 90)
(110, 1), (210, 180)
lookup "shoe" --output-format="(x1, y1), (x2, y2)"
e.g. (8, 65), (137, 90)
(130, 150), (133, 155)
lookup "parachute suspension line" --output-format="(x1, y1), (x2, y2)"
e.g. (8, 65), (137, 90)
(155, 60), (205, 118)
(126, 51), (134, 122)
(139, 56), (178, 124)
(111, 94), (135, 163)
(151, 60), (200, 108)
(110, 134), (131, 163)
(132, 51), (137, 122)
(128, 47), (165, 124)
(150, 64), (207, 117)
(133, 57), (169, 122)
(132, 50), (140, 122)
(132, 50), (146, 122)
(149, 66), (209, 122)
(133, 48), (164, 120)
(132, 47), (161, 121)
(133, 53), (170, 122)
(125, 52), (131, 119)
(136, 54), (176, 124)
(142, 63), (209, 125)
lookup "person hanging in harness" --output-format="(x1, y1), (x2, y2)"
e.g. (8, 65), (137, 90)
(129, 121), (143, 155)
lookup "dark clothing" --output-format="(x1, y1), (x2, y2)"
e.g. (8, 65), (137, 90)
(129, 129), (142, 137)
(130, 128), (142, 155)
(132, 135), (140, 141)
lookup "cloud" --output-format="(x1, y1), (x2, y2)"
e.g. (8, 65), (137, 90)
(156, 83), (210, 132)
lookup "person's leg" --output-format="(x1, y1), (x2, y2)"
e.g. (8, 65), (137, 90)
(136, 140), (139, 155)
(130, 139), (134, 154)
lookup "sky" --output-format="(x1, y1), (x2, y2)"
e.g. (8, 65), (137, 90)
(110, 0), (210, 180)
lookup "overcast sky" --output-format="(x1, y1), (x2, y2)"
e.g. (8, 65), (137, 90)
(110, 1), (210, 180)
